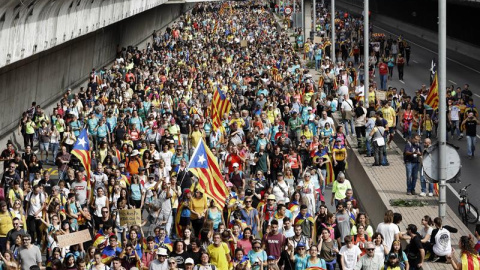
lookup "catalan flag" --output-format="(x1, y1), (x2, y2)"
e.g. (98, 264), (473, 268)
(187, 140), (228, 207)
(425, 73), (439, 110)
(323, 154), (335, 184)
(318, 76), (324, 89)
(71, 129), (92, 201)
(210, 103), (223, 132)
(461, 253), (480, 270)
(213, 85), (232, 118)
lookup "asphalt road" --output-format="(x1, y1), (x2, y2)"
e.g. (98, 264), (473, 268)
(369, 22), (480, 228)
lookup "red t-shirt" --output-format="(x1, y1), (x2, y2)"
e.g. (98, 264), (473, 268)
(379, 63), (388, 75)
(262, 232), (286, 259)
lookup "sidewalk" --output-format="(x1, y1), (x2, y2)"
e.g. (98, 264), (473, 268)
(337, 113), (471, 270)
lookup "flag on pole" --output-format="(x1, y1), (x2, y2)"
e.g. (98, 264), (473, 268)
(210, 103), (223, 132)
(71, 129), (92, 201)
(213, 85), (232, 118)
(188, 140), (228, 208)
(425, 73), (439, 110)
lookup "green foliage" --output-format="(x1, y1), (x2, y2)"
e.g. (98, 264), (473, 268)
(389, 199), (429, 207)
(305, 61), (316, 69)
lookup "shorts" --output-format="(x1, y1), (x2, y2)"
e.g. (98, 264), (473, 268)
(388, 127), (395, 134)
(40, 142), (50, 151)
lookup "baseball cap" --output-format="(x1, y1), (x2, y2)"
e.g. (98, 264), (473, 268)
(233, 163), (239, 168)
(185, 258), (194, 265)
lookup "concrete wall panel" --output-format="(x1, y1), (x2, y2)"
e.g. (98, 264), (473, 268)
(0, 2), (193, 140)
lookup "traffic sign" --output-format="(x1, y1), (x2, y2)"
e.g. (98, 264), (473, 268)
(285, 7), (292, 15)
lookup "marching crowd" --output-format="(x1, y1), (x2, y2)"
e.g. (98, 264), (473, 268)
(0, 0), (478, 270)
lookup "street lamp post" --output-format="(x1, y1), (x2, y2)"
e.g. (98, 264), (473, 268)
(438, 0), (447, 220)
(363, 0), (369, 105)
(331, 0), (335, 63)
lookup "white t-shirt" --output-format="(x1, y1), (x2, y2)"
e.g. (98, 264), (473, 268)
(341, 99), (354, 112)
(339, 245), (362, 270)
(433, 228), (452, 256)
(27, 192), (45, 217)
(319, 117), (335, 129)
(376, 222), (399, 253)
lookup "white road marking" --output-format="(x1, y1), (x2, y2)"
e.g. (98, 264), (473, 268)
(412, 60), (419, 64)
(399, 80), (405, 84)
(449, 80), (457, 85)
(477, 134), (480, 139)
(474, 94), (480, 98)
(375, 25), (480, 75)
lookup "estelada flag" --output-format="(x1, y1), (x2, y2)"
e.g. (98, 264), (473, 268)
(425, 73), (439, 110)
(71, 129), (92, 201)
(187, 140), (228, 207)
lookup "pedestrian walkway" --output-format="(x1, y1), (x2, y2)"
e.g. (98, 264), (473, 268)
(336, 112), (471, 270)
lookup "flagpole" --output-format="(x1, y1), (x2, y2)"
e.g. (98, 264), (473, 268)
(438, 0), (447, 220)
(363, 0), (369, 105)
(331, 0), (335, 63)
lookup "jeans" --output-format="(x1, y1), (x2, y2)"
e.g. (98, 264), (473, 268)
(450, 120), (460, 137)
(343, 119), (355, 136)
(325, 259), (336, 270)
(420, 165), (433, 193)
(373, 143), (383, 165)
(406, 162), (419, 192)
(366, 136), (372, 155)
(51, 143), (60, 162)
(315, 59), (321, 70)
(380, 74), (388, 90)
(467, 135), (476, 156)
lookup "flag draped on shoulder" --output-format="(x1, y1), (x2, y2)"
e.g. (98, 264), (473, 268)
(425, 73), (439, 110)
(187, 140), (228, 207)
(71, 129), (92, 200)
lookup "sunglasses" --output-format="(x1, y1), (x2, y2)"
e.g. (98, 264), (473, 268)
(253, 246), (261, 249)
(245, 201), (252, 203)
(366, 249), (374, 251)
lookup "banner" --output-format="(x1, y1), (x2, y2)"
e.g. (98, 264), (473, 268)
(119, 209), (142, 226)
(57, 230), (92, 248)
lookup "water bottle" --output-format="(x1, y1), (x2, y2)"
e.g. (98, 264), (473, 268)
(331, 241), (338, 256)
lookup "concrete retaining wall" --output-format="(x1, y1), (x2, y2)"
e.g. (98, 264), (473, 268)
(0, 3), (193, 146)
(335, 0), (480, 63)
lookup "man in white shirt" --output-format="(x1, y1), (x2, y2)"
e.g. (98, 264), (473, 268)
(340, 235), (362, 270)
(92, 164), (108, 197)
(149, 248), (169, 270)
(341, 95), (355, 136)
(318, 111), (335, 130)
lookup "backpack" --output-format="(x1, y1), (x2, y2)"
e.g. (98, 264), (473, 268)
(321, 223), (336, 240)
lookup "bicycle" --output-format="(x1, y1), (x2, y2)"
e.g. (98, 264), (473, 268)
(458, 184), (479, 225)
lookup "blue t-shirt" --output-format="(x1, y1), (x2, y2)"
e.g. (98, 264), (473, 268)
(248, 250), (267, 270)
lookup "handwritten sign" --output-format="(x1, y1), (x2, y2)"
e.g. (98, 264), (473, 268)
(57, 230), (91, 248)
(375, 90), (386, 101)
(240, 40), (248, 47)
(119, 209), (142, 226)
(313, 37), (322, 44)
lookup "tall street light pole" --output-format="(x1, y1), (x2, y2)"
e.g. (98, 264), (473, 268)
(363, 0), (369, 105)
(438, 0), (447, 220)
(331, 0), (335, 63)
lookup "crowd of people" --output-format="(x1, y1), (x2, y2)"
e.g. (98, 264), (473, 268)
(0, 0), (478, 270)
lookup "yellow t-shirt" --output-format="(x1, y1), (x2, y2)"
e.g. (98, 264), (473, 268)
(191, 131), (204, 148)
(333, 148), (346, 161)
(8, 189), (23, 204)
(381, 106), (396, 128)
(0, 212), (13, 237)
(207, 242), (230, 270)
(189, 196), (207, 220)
